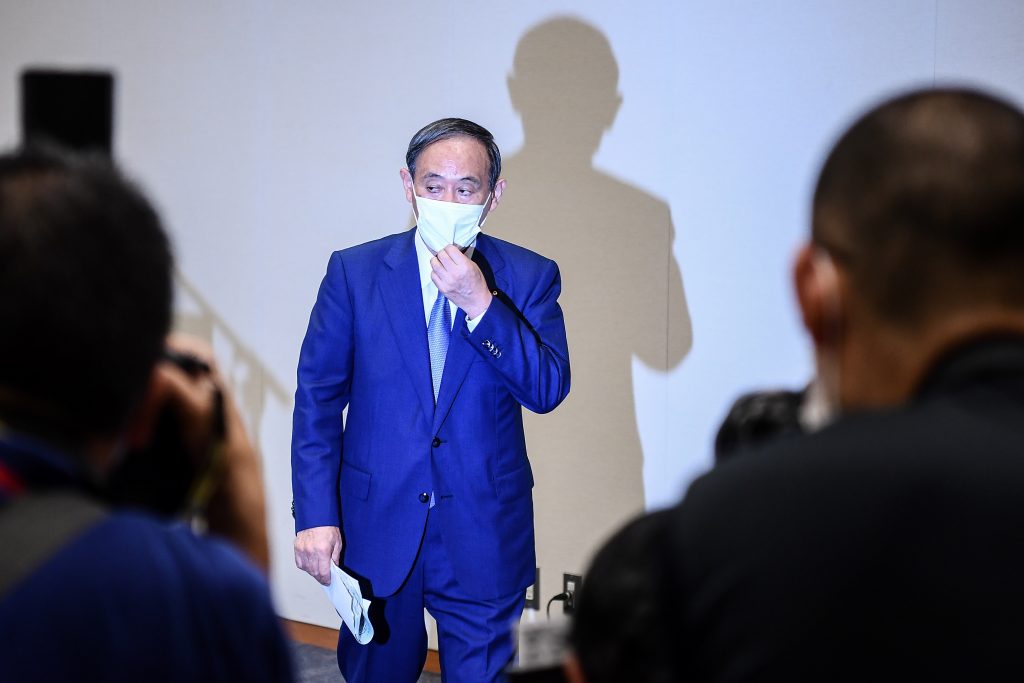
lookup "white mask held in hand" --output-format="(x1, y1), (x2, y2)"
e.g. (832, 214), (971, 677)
(413, 191), (492, 254)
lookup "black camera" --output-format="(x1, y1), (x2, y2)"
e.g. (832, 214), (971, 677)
(105, 350), (225, 517)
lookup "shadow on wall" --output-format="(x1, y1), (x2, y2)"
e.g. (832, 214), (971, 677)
(492, 17), (692, 562)
(173, 273), (291, 448)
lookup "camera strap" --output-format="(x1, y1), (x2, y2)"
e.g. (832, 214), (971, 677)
(0, 490), (109, 600)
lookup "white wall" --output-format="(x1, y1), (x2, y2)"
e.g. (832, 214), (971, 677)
(1, 0), (1021, 630)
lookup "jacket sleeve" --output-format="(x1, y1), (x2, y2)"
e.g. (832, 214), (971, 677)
(291, 252), (354, 532)
(459, 258), (570, 414)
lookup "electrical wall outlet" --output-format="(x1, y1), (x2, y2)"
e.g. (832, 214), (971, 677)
(524, 567), (540, 610)
(563, 573), (582, 615)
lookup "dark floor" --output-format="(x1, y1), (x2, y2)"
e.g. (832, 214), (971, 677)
(290, 641), (441, 683)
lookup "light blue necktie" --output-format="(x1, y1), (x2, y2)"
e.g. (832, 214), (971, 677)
(427, 288), (451, 402)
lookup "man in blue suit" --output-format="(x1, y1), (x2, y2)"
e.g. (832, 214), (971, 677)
(292, 118), (571, 682)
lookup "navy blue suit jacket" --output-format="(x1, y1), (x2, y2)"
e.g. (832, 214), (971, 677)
(292, 229), (570, 599)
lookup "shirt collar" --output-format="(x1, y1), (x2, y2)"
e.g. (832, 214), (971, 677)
(0, 425), (95, 496)
(914, 334), (1024, 399)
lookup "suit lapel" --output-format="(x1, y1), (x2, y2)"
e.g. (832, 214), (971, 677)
(471, 233), (509, 301)
(379, 230), (435, 424)
(432, 236), (508, 432)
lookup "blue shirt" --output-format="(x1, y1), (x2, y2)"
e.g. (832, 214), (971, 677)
(0, 434), (294, 682)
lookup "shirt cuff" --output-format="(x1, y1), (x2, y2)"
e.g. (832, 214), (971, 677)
(465, 307), (487, 333)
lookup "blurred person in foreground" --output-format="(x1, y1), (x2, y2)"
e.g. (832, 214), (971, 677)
(0, 148), (293, 682)
(564, 510), (674, 683)
(569, 86), (1024, 682)
(667, 87), (1024, 681)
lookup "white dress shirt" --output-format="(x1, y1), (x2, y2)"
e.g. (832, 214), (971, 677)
(414, 231), (486, 332)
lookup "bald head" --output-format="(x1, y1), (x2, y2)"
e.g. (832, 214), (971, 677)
(813, 88), (1024, 328)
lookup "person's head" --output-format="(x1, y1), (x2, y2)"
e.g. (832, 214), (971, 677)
(508, 18), (622, 153)
(794, 88), (1024, 411)
(713, 389), (806, 463)
(566, 510), (676, 683)
(400, 118), (506, 215)
(0, 147), (173, 449)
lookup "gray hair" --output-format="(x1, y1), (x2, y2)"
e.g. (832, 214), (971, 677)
(405, 118), (501, 191)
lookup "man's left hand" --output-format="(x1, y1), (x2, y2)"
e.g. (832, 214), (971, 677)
(432, 245), (492, 320)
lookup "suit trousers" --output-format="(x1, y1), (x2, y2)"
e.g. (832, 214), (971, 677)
(338, 498), (524, 682)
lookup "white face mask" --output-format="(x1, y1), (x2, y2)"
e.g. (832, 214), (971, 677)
(412, 191), (492, 254)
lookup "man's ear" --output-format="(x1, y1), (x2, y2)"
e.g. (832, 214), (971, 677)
(489, 178), (507, 213)
(399, 168), (415, 206)
(400, 168), (420, 220)
(794, 242), (841, 347)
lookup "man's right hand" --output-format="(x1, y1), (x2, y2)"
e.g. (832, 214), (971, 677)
(294, 526), (343, 585)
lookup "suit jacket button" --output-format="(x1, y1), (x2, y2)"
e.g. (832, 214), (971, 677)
(418, 492), (430, 503)
(431, 436), (441, 448)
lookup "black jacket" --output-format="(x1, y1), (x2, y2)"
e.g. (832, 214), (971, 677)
(669, 336), (1024, 682)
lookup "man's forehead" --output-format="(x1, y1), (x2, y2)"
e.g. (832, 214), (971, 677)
(416, 137), (489, 174)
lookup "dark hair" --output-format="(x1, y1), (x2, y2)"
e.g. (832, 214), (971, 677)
(569, 510), (677, 683)
(812, 87), (1024, 326)
(405, 118), (502, 191)
(0, 147), (173, 440)
(713, 389), (806, 463)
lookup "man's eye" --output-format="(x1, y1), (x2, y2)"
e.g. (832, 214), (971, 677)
(426, 186), (440, 193)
